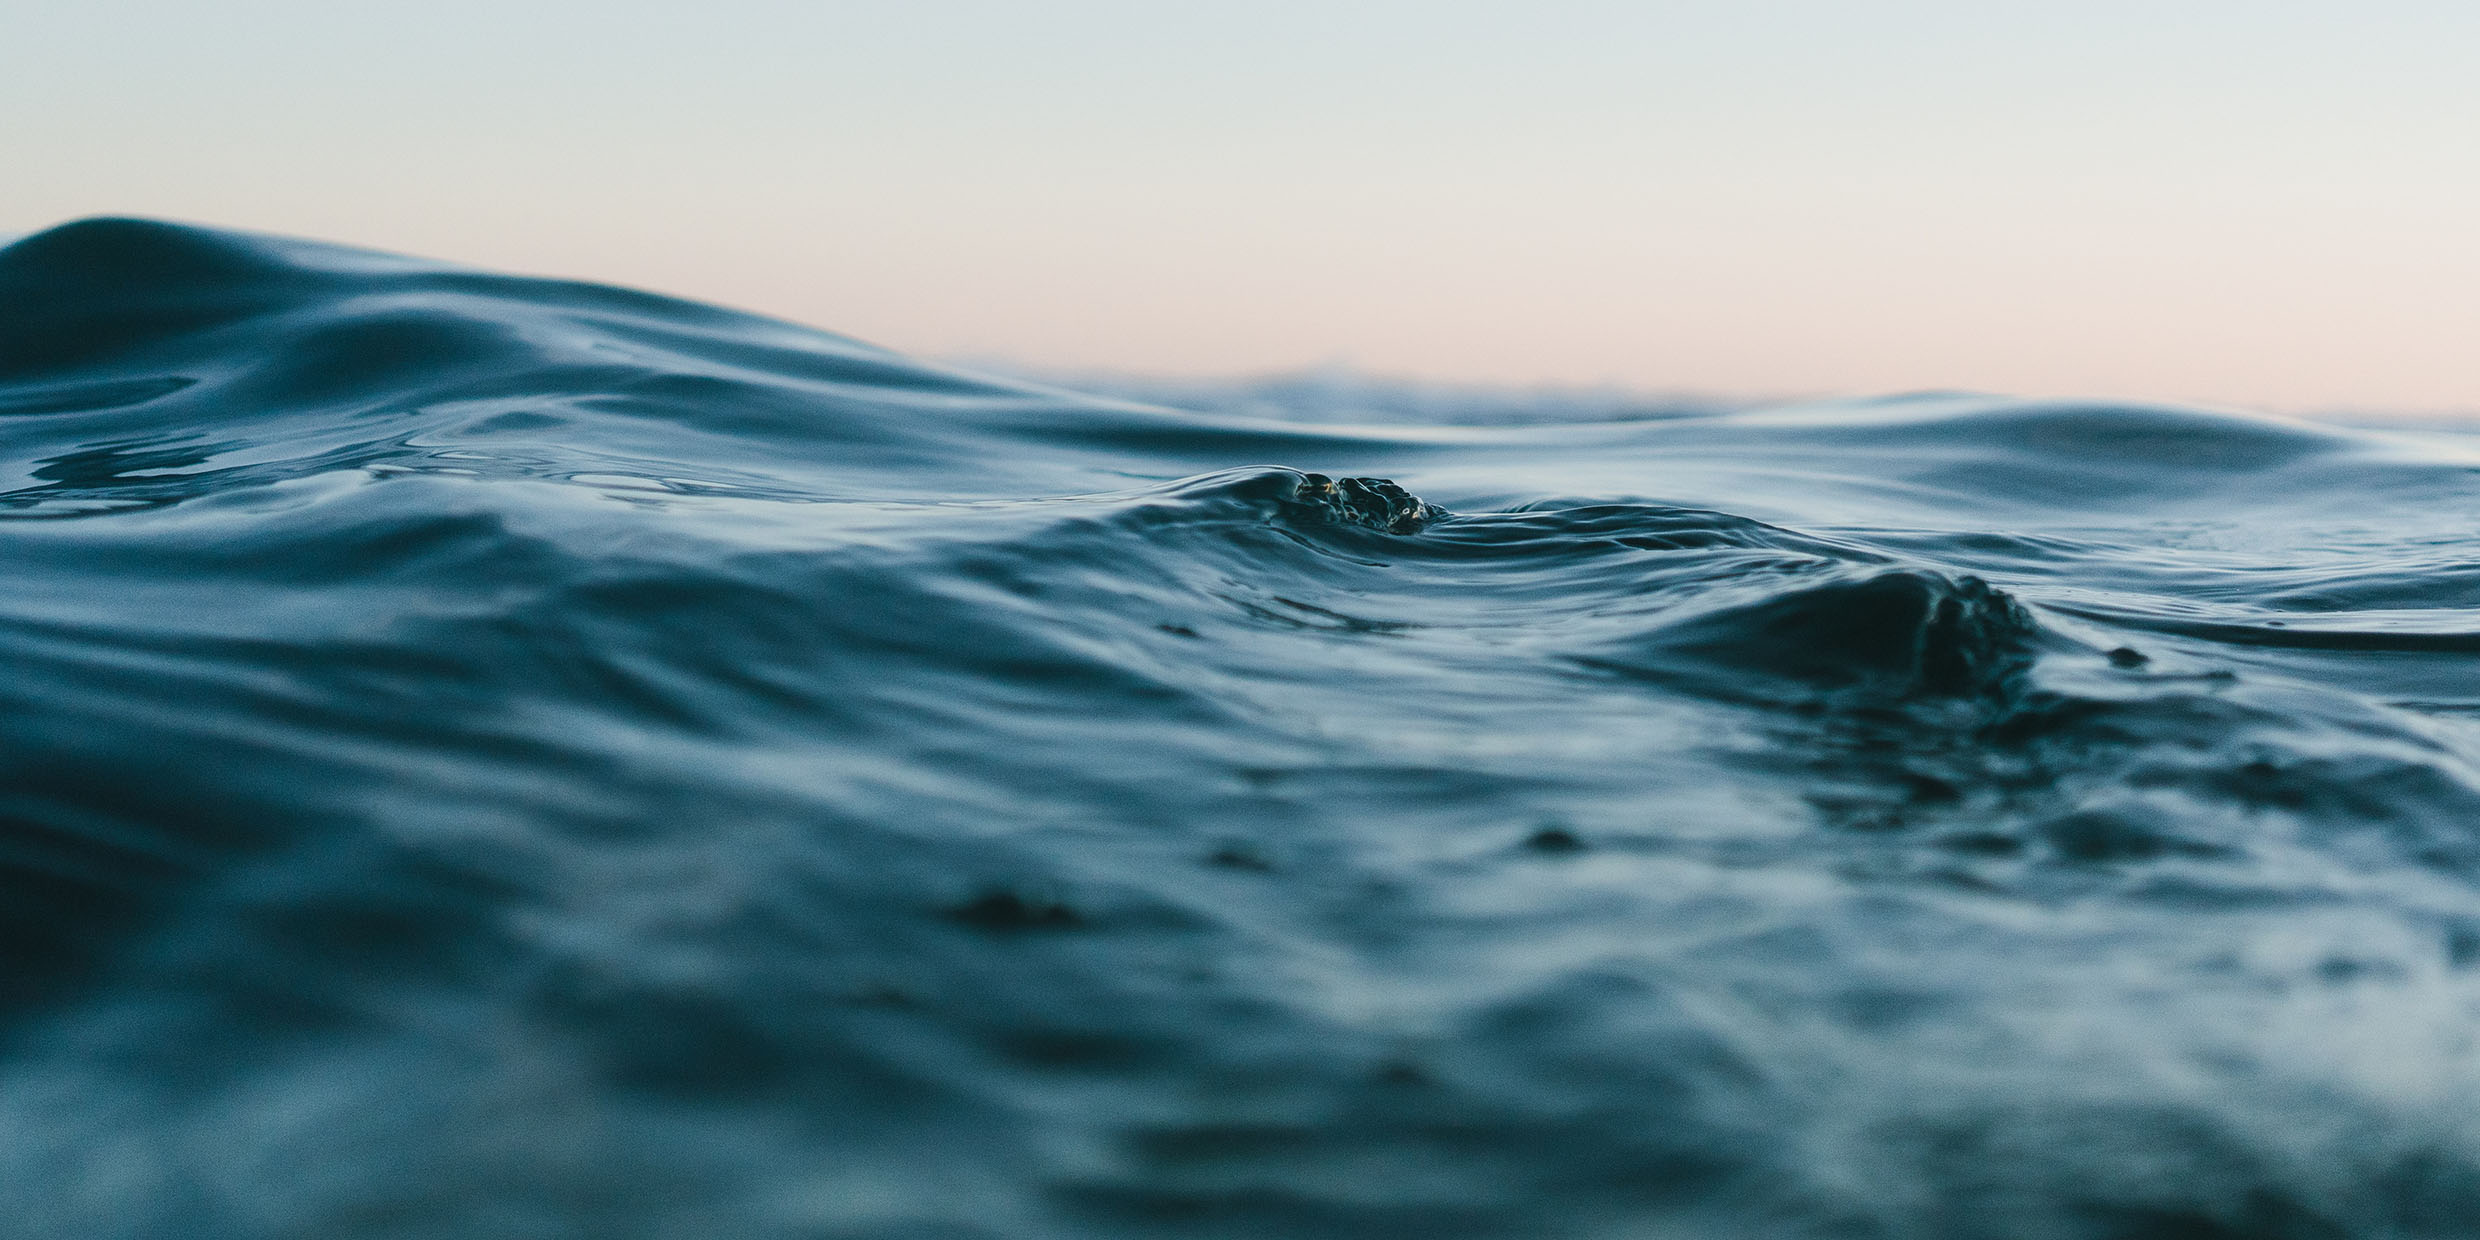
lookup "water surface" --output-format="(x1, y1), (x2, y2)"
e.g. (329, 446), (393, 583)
(8, 218), (2480, 1238)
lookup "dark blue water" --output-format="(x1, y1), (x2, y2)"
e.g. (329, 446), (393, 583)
(10, 218), (2480, 1239)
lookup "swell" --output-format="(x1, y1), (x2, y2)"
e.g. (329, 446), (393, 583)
(7, 219), (2480, 1239)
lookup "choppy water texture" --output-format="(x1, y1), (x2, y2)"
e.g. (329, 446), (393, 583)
(11, 219), (2480, 1240)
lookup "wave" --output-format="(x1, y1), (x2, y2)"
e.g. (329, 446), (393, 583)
(8, 218), (2480, 1238)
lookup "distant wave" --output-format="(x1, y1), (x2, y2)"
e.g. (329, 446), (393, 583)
(9, 218), (2480, 1238)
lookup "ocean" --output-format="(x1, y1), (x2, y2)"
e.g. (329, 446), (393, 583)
(7, 217), (2480, 1238)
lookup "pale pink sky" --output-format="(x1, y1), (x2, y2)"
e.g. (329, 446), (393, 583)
(8, 2), (2477, 413)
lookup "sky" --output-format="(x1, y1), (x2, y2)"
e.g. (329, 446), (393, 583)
(5, 1), (2477, 413)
